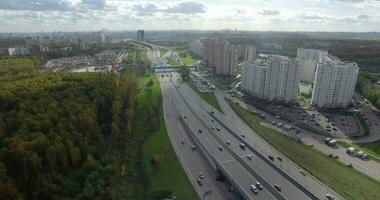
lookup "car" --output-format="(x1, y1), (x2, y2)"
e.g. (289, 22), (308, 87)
(247, 155), (252, 160)
(197, 178), (203, 186)
(216, 127), (221, 131)
(326, 194), (335, 200)
(184, 115), (187, 119)
(268, 156), (274, 161)
(299, 170), (307, 176)
(211, 119), (215, 123)
(218, 146), (223, 151)
(211, 126), (215, 130)
(249, 185), (258, 194)
(274, 184), (281, 192)
(198, 129), (202, 133)
(240, 143), (246, 150)
(275, 115), (281, 119)
(191, 145), (196, 151)
(198, 172), (204, 179)
(256, 182), (263, 190)
(346, 162), (353, 168)
(241, 134), (246, 138)
(181, 139), (185, 144)
(226, 140), (231, 145)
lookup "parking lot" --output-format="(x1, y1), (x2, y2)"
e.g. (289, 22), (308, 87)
(268, 105), (359, 138)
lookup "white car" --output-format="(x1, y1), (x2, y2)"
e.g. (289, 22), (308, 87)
(250, 184), (258, 194)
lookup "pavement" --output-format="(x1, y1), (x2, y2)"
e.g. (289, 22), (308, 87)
(217, 89), (380, 183)
(143, 41), (346, 200)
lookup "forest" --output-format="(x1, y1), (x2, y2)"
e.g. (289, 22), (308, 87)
(0, 58), (138, 199)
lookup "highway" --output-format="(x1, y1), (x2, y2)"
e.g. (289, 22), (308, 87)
(143, 41), (342, 200)
(147, 44), (236, 200)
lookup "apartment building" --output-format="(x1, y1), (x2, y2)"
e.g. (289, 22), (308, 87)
(297, 48), (328, 83)
(311, 59), (359, 108)
(241, 55), (303, 103)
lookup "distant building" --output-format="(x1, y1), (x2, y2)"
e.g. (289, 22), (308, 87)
(188, 39), (203, 58)
(202, 38), (239, 76)
(241, 55), (303, 103)
(311, 59), (359, 108)
(8, 47), (32, 56)
(242, 45), (257, 62)
(297, 48), (328, 83)
(137, 30), (145, 41)
(202, 38), (219, 67)
(97, 32), (106, 44)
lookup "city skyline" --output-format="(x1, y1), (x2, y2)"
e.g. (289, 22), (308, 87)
(1, 0), (380, 32)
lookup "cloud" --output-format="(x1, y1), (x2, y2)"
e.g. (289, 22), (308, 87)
(133, 3), (158, 16)
(357, 14), (370, 19)
(0, 0), (72, 11)
(80, 0), (107, 10)
(260, 9), (280, 16)
(298, 13), (328, 20)
(163, 1), (207, 14)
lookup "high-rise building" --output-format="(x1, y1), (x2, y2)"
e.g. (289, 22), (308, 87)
(297, 48), (328, 83)
(137, 30), (144, 41)
(202, 38), (239, 76)
(188, 39), (203, 58)
(243, 45), (257, 62)
(241, 55), (303, 103)
(97, 32), (106, 44)
(202, 38), (219, 67)
(311, 59), (359, 108)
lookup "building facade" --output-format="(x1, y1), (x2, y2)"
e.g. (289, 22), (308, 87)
(202, 38), (238, 76)
(297, 48), (328, 83)
(188, 39), (203, 58)
(137, 30), (144, 41)
(241, 55), (303, 103)
(311, 60), (359, 108)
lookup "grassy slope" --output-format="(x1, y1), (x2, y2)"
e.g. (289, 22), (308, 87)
(229, 101), (380, 200)
(187, 80), (222, 113)
(138, 74), (197, 199)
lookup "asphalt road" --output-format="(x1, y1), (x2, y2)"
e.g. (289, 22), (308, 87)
(144, 41), (342, 200)
(222, 90), (380, 182)
(161, 74), (278, 200)
(148, 45), (235, 200)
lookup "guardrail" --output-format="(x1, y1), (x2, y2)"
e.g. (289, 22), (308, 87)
(209, 112), (319, 200)
(178, 115), (249, 200)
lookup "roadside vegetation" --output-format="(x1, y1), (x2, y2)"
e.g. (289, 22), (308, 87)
(187, 79), (222, 113)
(0, 44), (197, 200)
(356, 72), (380, 110)
(228, 101), (380, 200)
(140, 75), (197, 200)
(159, 47), (168, 57)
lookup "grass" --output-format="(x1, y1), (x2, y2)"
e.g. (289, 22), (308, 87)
(295, 122), (330, 136)
(167, 57), (182, 66)
(351, 113), (370, 139)
(182, 54), (198, 65)
(159, 47), (168, 57)
(187, 80), (223, 113)
(138, 74), (197, 199)
(229, 100), (380, 200)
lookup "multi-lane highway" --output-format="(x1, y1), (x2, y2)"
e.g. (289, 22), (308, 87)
(143, 41), (342, 200)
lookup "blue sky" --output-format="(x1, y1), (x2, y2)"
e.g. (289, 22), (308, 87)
(0, 0), (379, 32)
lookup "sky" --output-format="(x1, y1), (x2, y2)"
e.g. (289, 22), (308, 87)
(0, 0), (380, 32)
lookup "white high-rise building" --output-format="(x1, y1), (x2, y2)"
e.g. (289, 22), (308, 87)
(297, 48), (328, 83)
(241, 55), (303, 103)
(311, 60), (359, 108)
